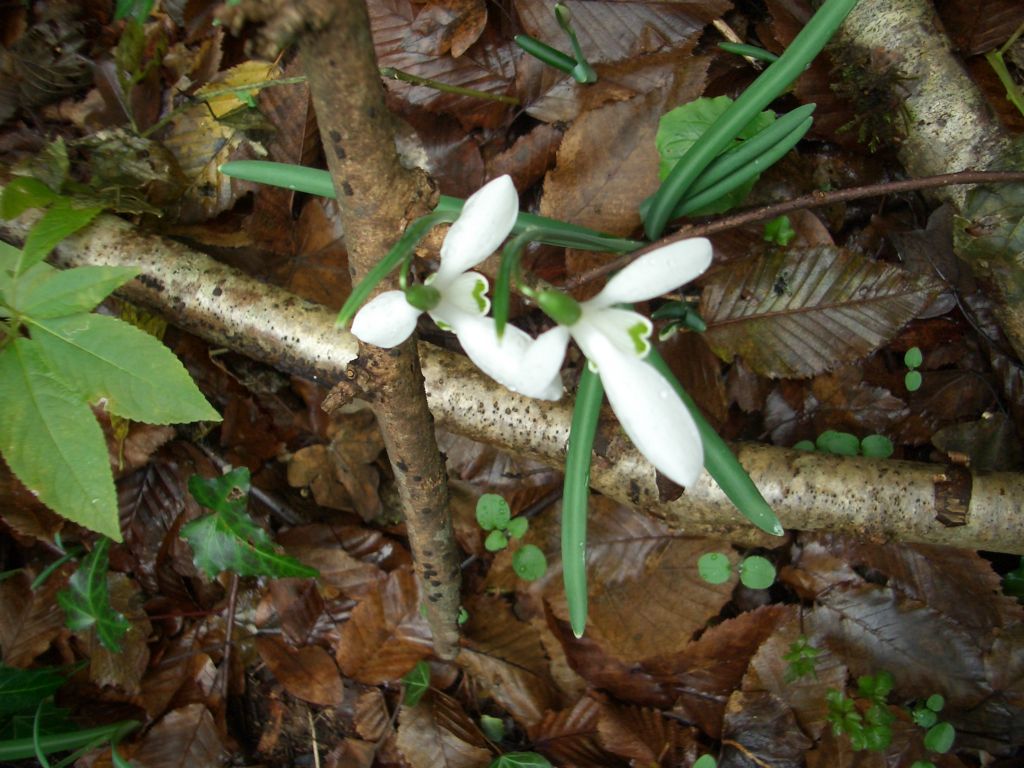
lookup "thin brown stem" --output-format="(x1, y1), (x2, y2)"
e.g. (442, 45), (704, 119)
(566, 169), (1024, 289)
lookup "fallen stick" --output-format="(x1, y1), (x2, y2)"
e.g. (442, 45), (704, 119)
(3, 211), (1022, 553)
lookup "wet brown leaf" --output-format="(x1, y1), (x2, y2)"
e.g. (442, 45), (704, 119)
(597, 702), (699, 766)
(529, 695), (627, 768)
(457, 595), (559, 727)
(130, 703), (229, 768)
(720, 690), (812, 768)
(931, 413), (1024, 471)
(255, 636), (344, 706)
(0, 568), (69, 666)
(936, 0), (1024, 54)
(277, 523), (388, 599)
(336, 566), (433, 684)
(86, 572), (151, 695)
(395, 692), (492, 768)
(354, 687), (392, 741)
(488, 122), (563, 193)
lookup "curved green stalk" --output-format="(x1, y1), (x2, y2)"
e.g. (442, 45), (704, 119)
(718, 42), (780, 63)
(514, 34), (578, 75)
(563, 366), (603, 638)
(647, 349), (783, 537)
(0, 720), (141, 761)
(644, 0), (858, 239)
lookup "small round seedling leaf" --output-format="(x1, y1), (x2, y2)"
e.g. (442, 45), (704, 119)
(910, 762), (936, 768)
(485, 530), (509, 552)
(924, 722), (955, 753)
(905, 370), (922, 391)
(816, 430), (860, 456)
(476, 493), (511, 531)
(926, 694), (945, 712)
(698, 552), (732, 584)
(913, 708), (937, 728)
(904, 346), (923, 368)
(506, 516), (528, 540)
(793, 440), (816, 451)
(479, 714), (505, 743)
(739, 555), (776, 589)
(860, 434), (894, 458)
(693, 756), (718, 768)
(512, 545), (547, 581)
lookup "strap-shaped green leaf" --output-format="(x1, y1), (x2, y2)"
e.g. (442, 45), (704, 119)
(56, 539), (130, 652)
(11, 264), (140, 318)
(0, 666), (67, 716)
(181, 468), (319, 579)
(28, 313), (220, 424)
(0, 338), (120, 540)
(16, 200), (102, 276)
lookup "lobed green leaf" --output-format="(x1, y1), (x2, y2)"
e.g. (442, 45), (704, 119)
(56, 539), (130, 651)
(402, 660), (431, 707)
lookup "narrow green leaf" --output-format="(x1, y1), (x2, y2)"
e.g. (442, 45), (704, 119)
(12, 265), (140, 318)
(181, 469), (319, 579)
(17, 200), (102, 276)
(402, 660), (430, 707)
(0, 666), (67, 715)
(0, 177), (59, 219)
(0, 339), (120, 540)
(57, 539), (130, 652)
(28, 313), (220, 424)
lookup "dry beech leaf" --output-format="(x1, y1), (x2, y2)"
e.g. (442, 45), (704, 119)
(255, 636), (344, 706)
(644, 605), (792, 739)
(278, 523), (387, 599)
(720, 690), (813, 768)
(336, 566), (433, 684)
(597, 702), (699, 766)
(354, 687), (392, 742)
(700, 247), (943, 378)
(0, 568), (70, 667)
(811, 583), (991, 708)
(324, 738), (378, 768)
(132, 626), (205, 719)
(86, 572), (151, 695)
(457, 595), (559, 727)
(936, 0), (1024, 54)
(395, 692), (492, 768)
(528, 696), (623, 768)
(130, 703), (229, 768)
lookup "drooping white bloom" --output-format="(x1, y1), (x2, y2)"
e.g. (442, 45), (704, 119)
(350, 175), (565, 400)
(541, 239), (714, 488)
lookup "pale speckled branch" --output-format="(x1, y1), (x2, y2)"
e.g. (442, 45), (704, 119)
(3, 209), (1021, 554)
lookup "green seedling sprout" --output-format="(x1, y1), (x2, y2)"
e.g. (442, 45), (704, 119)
(513, 3), (596, 84)
(904, 346), (923, 391)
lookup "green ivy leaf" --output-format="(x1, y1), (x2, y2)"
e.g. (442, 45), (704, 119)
(0, 177), (60, 219)
(476, 493), (511, 531)
(698, 551), (732, 584)
(57, 539), (130, 652)
(489, 752), (552, 768)
(656, 96), (775, 214)
(181, 469), (319, 579)
(11, 263), (140, 318)
(0, 665), (67, 715)
(738, 555), (776, 589)
(17, 200), (102, 276)
(0, 338), (120, 540)
(924, 722), (955, 753)
(511, 545), (547, 581)
(402, 660), (430, 707)
(29, 313), (221, 424)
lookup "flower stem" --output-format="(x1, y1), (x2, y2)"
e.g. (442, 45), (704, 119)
(380, 67), (519, 105)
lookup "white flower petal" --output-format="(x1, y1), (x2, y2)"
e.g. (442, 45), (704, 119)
(576, 329), (703, 488)
(577, 306), (653, 358)
(593, 238), (713, 307)
(452, 317), (568, 400)
(433, 271), (490, 321)
(436, 175), (519, 281)
(350, 291), (422, 348)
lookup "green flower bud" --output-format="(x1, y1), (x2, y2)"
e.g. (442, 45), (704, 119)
(537, 290), (582, 326)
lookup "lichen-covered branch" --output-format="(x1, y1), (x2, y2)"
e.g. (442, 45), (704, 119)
(6, 209), (1022, 555)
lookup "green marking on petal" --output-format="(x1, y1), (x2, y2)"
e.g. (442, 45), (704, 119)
(628, 321), (651, 356)
(471, 279), (490, 313)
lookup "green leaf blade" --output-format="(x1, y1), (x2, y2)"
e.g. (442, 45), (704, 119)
(17, 201), (102, 276)
(402, 660), (430, 707)
(56, 539), (130, 651)
(0, 666), (67, 715)
(13, 265), (140, 318)
(29, 313), (220, 424)
(0, 339), (120, 540)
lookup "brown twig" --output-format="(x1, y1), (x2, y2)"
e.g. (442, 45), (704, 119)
(565, 169), (1024, 289)
(281, 0), (462, 658)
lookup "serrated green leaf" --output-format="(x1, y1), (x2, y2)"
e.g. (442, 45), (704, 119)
(0, 666), (67, 715)
(12, 265), (140, 318)
(402, 660), (430, 707)
(57, 539), (130, 652)
(0, 177), (60, 220)
(17, 200), (102, 276)
(476, 493), (511, 531)
(181, 470), (319, 579)
(701, 247), (942, 378)
(656, 96), (775, 214)
(0, 338), (120, 540)
(28, 313), (220, 424)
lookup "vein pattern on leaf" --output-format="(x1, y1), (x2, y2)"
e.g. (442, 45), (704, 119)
(57, 539), (130, 652)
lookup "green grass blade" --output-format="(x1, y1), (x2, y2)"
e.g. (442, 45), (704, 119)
(644, 0), (858, 239)
(563, 366), (604, 638)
